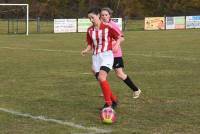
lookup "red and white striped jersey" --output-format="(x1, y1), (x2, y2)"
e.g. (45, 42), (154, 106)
(86, 22), (120, 55)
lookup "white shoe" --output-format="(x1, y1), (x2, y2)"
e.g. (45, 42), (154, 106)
(133, 89), (141, 99)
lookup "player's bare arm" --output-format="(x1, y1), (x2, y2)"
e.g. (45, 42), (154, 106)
(81, 45), (92, 56)
(113, 36), (123, 53)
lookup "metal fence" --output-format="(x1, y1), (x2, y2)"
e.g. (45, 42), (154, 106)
(0, 17), (145, 34)
(0, 18), (53, 34)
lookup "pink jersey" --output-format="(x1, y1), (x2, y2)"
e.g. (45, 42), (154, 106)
(109, 20), (123, 57)
(87, 22), (120, 55)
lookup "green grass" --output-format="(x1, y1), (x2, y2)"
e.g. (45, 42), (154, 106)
(125, 19), (144, 31)
(0, 30), (200, 134)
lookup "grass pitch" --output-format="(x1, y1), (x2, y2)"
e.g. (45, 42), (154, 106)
(0, 30), (200, 134)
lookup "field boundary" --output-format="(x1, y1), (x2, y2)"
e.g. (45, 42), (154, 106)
(0, 107), (112, 134)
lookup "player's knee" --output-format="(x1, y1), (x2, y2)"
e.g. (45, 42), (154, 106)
(98, 66), (110, 81)
(98, 73), (106, 81)
(98, 71), (108, 81)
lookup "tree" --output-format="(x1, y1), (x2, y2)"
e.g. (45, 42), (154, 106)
(1, 0), (200, 18)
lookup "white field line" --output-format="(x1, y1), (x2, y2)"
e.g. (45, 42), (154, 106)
(126, 53), (197, 61)
(0, 46), (197, 61)
(0, 47), (78, 53)
(0, 107), (112, 134)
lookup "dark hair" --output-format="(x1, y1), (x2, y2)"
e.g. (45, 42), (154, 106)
(101, 7), (113, 15)
(88, 7), (101, 15)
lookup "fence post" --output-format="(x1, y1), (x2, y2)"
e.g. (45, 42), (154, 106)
(37, 17), (40, 33)
(123, 16), (128, 31)
(77, 18), (78, 33)
(12, 19), (14, 34)
(8, 19), (10, 34)
(164, 15), (166, 30)
(16, 18), (18, 33)
(185, 16), (186, 29)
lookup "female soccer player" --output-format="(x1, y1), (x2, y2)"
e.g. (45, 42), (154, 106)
(100, 7), (141, 98)
(81, 8), (122, 109)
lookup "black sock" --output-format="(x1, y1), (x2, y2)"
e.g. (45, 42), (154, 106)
(123, 76), (139, 91)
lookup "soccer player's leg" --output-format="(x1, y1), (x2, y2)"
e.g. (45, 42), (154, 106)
(113, 57), (141, 98)
(98, 66), (117, 109)
(93, 52), (114, 108)
(91, 67), (104, 97)
(98, 67), (112, 107)
(91, 67), (103, 97)
(98, 51), (118, 109)
(92, 54), (105, 98)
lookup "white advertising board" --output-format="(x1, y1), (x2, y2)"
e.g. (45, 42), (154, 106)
(78, 18), (123, 32)
(54, 19), (77, 33)
(78, 19), (92, 32)
(186, 16), (200, 29)
(166, 16), (185, 29)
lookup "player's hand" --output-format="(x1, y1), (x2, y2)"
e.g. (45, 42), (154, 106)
(112, 44), (119, 53)
(81, 45), (91, 56)
(81, 49), (87, 56)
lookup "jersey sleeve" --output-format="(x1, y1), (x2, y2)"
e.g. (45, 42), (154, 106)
(109, 25), (121, 40)
(110, 21), (123, 37)
(86, 29), (93, 46)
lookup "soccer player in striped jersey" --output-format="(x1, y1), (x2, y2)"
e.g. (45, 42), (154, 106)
(81, 8), (122, 109)
(100, 7), (141, 98)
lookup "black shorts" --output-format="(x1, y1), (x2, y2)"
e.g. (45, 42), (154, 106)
(113, 57), (124, 69)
